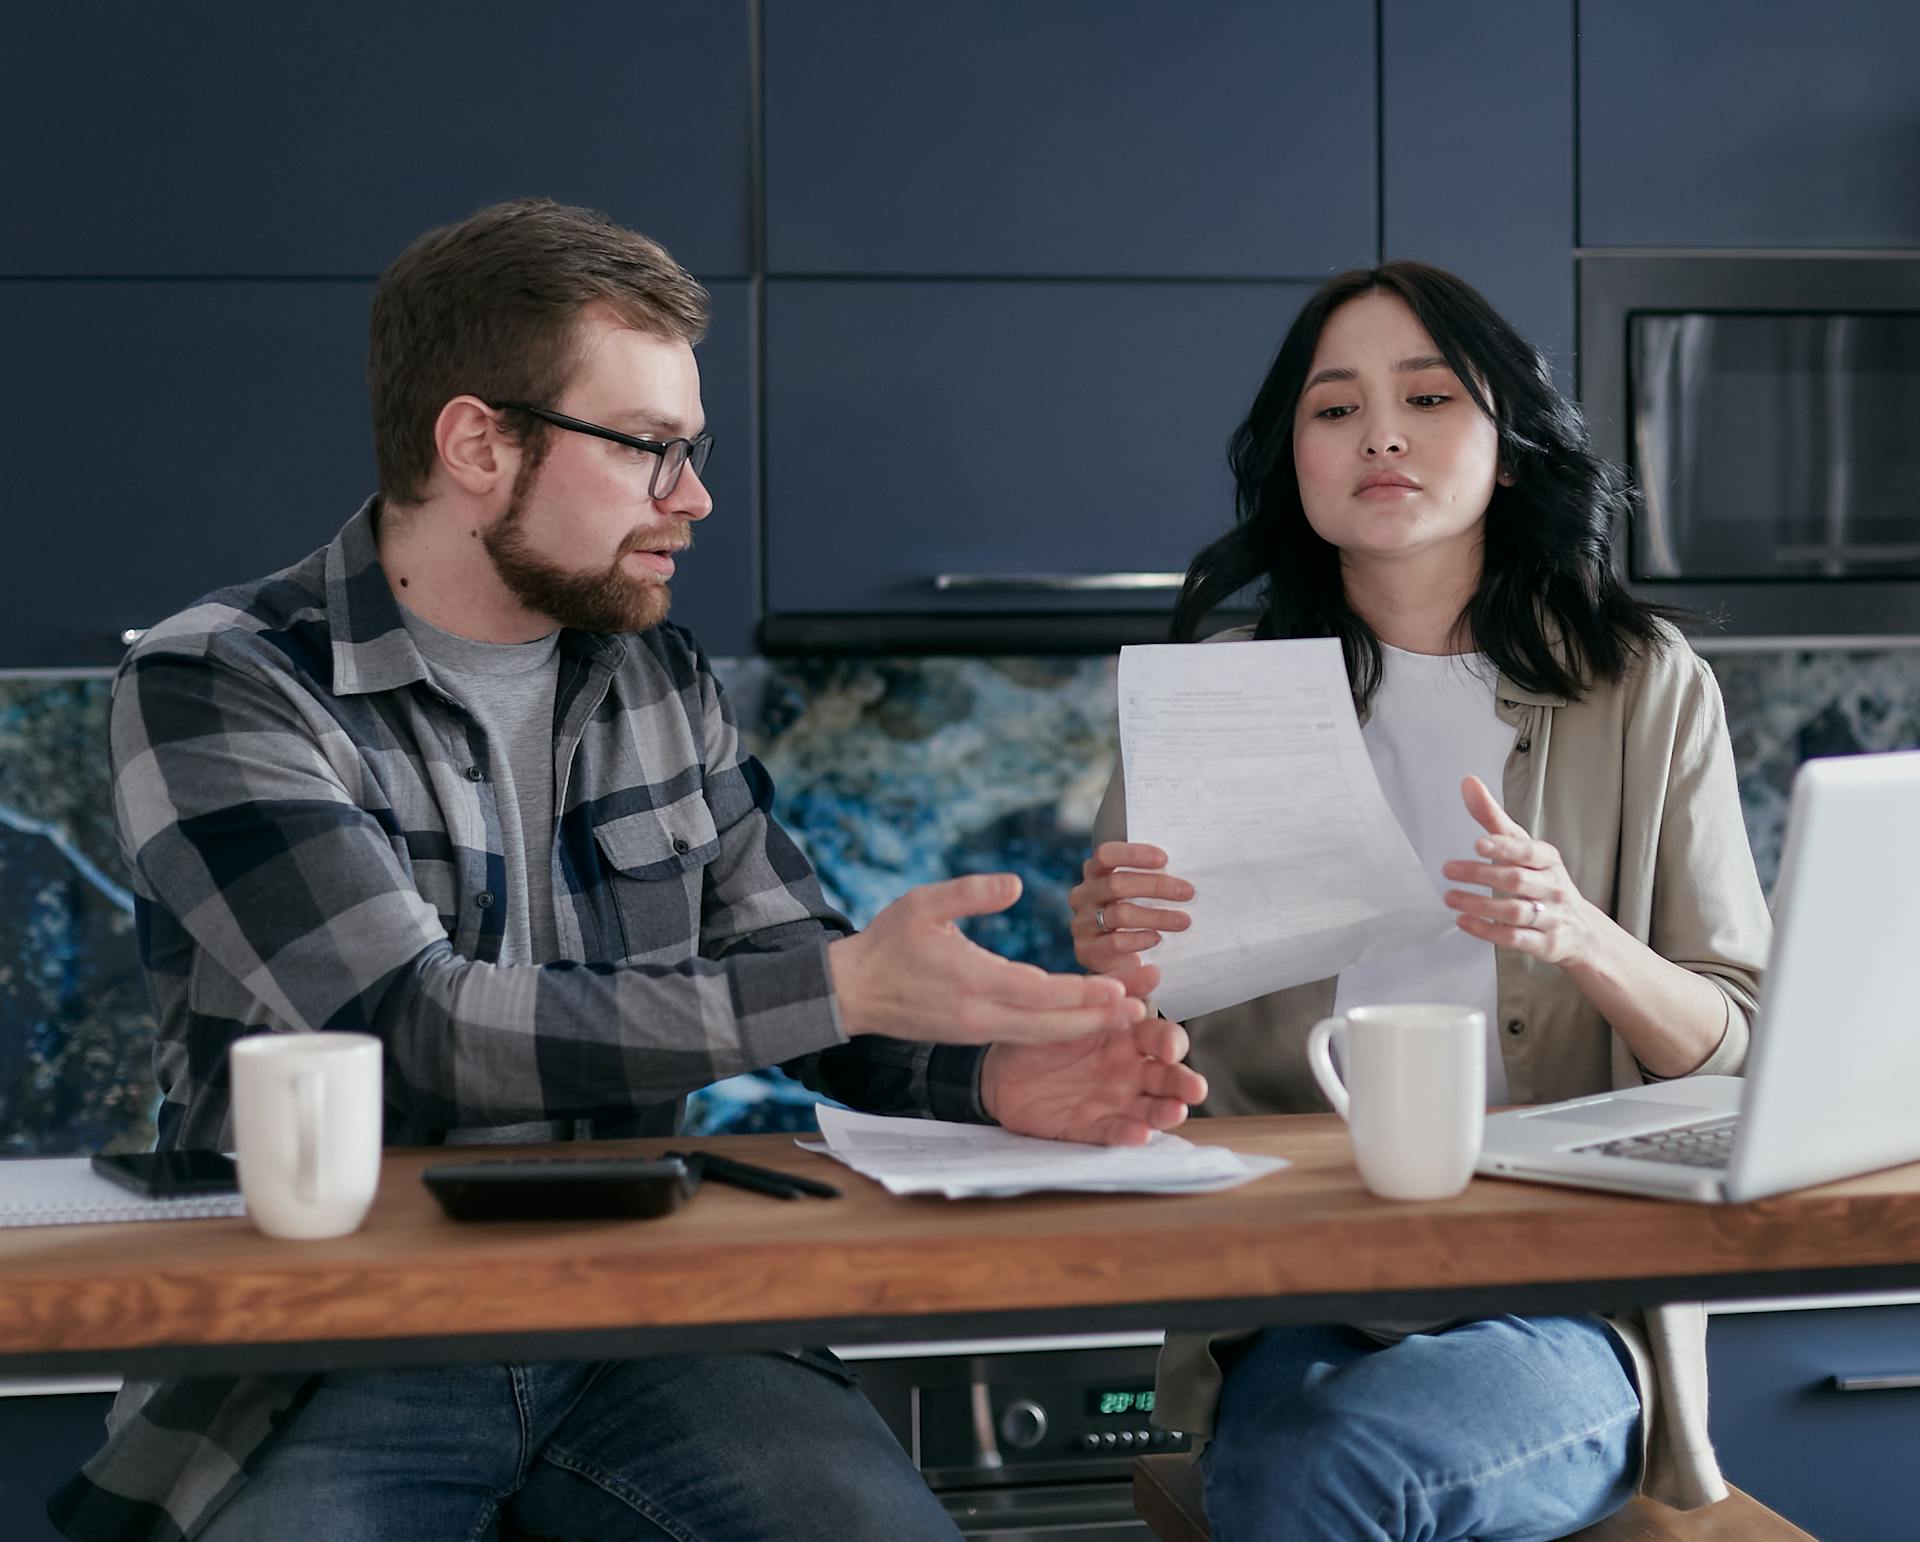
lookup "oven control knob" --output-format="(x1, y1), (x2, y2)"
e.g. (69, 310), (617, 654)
(999, 1399), (1048, 1449)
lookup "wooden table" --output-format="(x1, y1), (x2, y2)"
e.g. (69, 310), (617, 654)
(4, 1116), (1919, 1378)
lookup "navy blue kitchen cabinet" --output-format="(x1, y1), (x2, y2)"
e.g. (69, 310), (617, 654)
(1381, 0), (1573, 388)
(763, 1), (1375, 278)
(1708, 1303), (1920, 1540)
(762, 279), (1309, 630)
(1, 281), (377, 670)
(1580, 1), (1920, 248)
(0, 2), (752, 278)
(0, 279), (755, 667)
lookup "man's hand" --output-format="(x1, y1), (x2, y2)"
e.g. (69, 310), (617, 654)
(980, 983), (1207, 1147)
(829, 873), (1147, 1046)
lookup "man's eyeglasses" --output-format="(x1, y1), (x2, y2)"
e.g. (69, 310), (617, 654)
(492, 402), (714, 501)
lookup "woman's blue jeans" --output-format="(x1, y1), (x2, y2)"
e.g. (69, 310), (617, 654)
(197, 1351), (961, 1541)
(1203, 1316), (1643, 1542)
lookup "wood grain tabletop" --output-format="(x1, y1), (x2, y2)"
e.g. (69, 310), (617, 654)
(3, 1116), (1917, 1374)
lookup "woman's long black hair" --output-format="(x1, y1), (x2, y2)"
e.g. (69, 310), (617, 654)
(1171, 261), (1682, 707)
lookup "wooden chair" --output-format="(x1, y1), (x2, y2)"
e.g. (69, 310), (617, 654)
(1131, 1452), (1815, 1542)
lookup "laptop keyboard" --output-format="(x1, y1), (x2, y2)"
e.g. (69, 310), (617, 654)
(1573, 1115), (1740, 1169)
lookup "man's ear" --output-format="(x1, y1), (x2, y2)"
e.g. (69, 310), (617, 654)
(434, 396), (515, 497)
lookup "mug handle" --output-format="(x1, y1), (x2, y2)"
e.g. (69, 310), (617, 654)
(294, 1070), (326, 1206)
(1306, 1015), (1351, 1120)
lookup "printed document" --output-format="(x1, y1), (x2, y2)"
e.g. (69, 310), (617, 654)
(1119, 638), (1452, 1021)
(799, 1106), (1287, 1199)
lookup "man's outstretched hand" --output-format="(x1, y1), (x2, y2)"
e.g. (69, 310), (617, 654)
(828, 873), (1148, 1046)
(980, 970), (1208, 1147)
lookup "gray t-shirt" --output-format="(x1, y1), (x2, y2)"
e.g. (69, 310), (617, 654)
(401, 605), (568, 1143)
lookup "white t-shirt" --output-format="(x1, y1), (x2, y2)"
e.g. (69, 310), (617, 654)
(1332, 642), (1514, 1105)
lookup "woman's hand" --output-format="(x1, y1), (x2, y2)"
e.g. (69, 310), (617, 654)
(1067, 842), (1194, 976)
(1442, 775), (1734, 1077)
(1441, 776), (1605, 968)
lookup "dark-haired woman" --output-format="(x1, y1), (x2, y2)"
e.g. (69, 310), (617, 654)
(1069, 263), (1771, 1541)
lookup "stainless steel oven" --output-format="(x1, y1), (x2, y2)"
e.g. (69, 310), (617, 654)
(1579, 252), (1920, 639)
(845, 1338), (1192, 1539)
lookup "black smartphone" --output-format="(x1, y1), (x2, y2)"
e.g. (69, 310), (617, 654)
(420, 1157), (694, 1222)
(91, 1150), (239, 1198)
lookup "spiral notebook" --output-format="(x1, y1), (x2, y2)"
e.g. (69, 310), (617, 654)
(0, 1158), (248, 1229)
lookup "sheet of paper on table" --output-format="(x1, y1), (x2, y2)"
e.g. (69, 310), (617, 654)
(797, 1106), (1288, 1199)
(1118, 637), (1453, 1022)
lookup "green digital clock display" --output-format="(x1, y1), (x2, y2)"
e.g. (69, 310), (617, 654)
(1086, 1387), (1155, 1417)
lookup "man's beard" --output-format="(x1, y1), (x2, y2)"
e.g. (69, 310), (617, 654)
(482, 459), (687, 634)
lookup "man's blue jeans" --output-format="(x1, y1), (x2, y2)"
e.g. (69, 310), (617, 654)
(1203, 1316), (1642, 1542)
(198, 1351), (961, 1540)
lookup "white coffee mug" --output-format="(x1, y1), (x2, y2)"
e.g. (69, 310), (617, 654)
(1306, 1003), (1486, 1201)
(230, 1032), (383, 1239)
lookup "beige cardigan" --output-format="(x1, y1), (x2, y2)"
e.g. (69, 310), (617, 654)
(1094, 623), (1772, 1510)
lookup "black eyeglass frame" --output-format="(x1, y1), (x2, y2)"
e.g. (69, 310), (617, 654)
(492, 401), (714, 501)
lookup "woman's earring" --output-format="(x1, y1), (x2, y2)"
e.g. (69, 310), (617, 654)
(1496, 466), (1515, 486)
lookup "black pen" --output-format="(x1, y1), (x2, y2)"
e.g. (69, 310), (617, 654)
(705, 1151), (842, 1200)
(668, 1150), (841, 1200)
(665, 1151), (798, 1200)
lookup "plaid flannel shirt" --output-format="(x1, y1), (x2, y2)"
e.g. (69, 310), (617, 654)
(50, 500), (987, 1542)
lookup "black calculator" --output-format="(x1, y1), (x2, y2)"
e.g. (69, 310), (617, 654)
(421, 1157), (694, 1221)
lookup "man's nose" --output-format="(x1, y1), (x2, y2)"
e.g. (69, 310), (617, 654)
(662, 462), (714, 520)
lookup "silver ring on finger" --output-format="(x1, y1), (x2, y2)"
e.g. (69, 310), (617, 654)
(1095, 905), (1112, 933)
(1530, 898), (1545, 927)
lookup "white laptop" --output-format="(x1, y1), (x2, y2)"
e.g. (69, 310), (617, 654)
(1477, 749), (1920, 1203)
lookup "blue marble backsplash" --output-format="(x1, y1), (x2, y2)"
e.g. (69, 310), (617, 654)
(3, 647), (1915, 1155)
